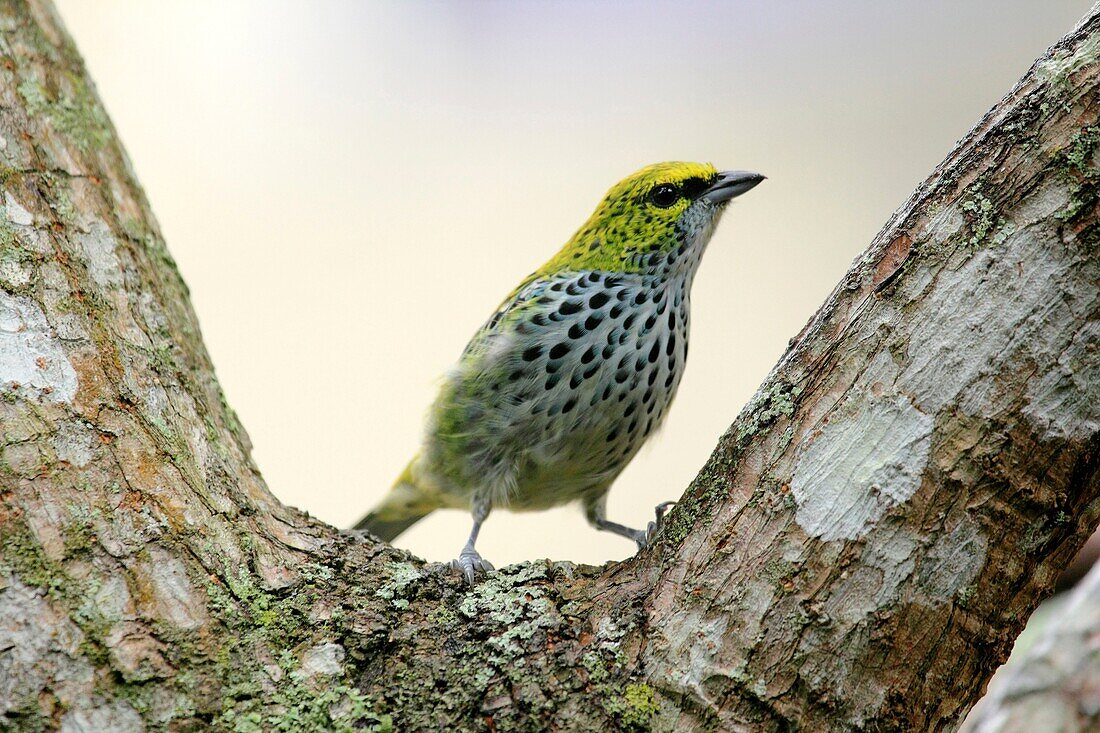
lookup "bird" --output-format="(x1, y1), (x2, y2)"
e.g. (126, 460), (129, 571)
(353, 162), (764, 583)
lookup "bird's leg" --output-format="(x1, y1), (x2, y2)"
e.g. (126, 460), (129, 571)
(585, 497), (676, 550)
(449, 498), (494, 585)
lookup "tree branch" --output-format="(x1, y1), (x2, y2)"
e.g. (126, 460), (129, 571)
(960, 559), (1100, 732)
(0, 0), (1097, 731)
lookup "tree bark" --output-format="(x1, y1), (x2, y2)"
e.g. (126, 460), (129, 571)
(0, 0), (1097, 731)
(959, 559), (1100, 733)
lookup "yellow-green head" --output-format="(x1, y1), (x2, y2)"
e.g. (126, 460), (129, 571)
(536, 161), (764, 277)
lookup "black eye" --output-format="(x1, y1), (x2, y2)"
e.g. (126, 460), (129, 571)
(647, 183), (680, 208)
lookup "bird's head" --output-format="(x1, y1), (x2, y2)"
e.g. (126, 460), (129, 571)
(542, 161), (764, 278)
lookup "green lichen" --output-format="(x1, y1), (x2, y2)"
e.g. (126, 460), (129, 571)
(960, 186), (1005, 247)
(735, 381), (802, 444)
(762, 558), (798, 592)
(17, 73), (110, 154)
(373, 561), (423, 610)
(620, 684), (660, 729)
(1038, 33), (1100, 94)
(219, 651), (392, 733)
(1057, 126), (1099, 226)
(457, 562), (557, 664)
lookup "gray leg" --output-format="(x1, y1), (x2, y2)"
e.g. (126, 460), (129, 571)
(449, 498), (494, 585)
(584, 496), (675, 550)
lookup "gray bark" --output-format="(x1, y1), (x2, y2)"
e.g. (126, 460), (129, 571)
(0, 0), (1098, 731)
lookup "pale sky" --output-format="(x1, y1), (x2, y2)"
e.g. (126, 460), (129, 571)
(56, 0), (1092, 566)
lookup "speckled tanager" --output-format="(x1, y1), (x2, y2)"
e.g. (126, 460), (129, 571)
(354, 162), (764, 582)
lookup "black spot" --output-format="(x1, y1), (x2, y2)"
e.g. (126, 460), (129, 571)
(605, 275), (622, 288)
(646, 252), (662, 267)
(617, 355), (631, 369)
(580, 346), (596, 364)
(532, 313), (548, 327)
(656, 299), (668, 316)
(567, 281), (583, 296)
(589, 292), (610, 309)
(610, 303), (625, 319)
(635, 356), (647, 372)
(585, 313), (604, 330)
(559, 300), (582, 316)
(633, 292), (647, 306)
(509, 369), (525, 382)
(545, 374), (561, 390)
(666, 333), (676, 355)
(667, 309), (676, 329)
(563, 398), (577, 413)
(643, 417), (653, 434)
(583, 363), (598, 379)
(569, 373), (584, 389)
(546, 360), (560, 374)
(549, 342), (570, 359)
(568, 323), (585, 339)
(664, 372), (676, 388)
(644, 314), (657, 331)
(647, 369), (658, 386)
(522, 346), (543, 361)
(648, 341), (661, 364)
(601, 344), (614, 359)
(682, 176), (711, 199)
(624, 314), (638, 330)
(646, 401), (656, 415)
(628, 418), (639, 433)
(602, 385), (612, 400)
(588, 240), (600, 251)
(643, 388), (654, 404)
(516, 322), (533, 335)
(625, 402), (637, 417)
(606, 429), (619, 442)
(550, 282), (563, 292)
(616, 289), (631, 302)
(615, 370), (630, 384)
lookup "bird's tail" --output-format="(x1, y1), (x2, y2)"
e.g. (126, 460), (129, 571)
(352, 458), (440, 542)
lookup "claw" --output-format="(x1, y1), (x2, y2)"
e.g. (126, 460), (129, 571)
(449, 550), (494, 585)
(641, 501), (677, 548)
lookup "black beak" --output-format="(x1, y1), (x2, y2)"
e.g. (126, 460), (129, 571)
(701, 170), (766, 204)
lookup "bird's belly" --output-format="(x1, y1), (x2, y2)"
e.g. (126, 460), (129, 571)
(425, 274), (691, 511)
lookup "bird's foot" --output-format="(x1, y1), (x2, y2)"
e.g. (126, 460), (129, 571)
(449, 549), (495, 585)
(635, 501), (677, 550)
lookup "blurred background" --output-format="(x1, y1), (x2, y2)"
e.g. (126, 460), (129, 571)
(55, 0), (1092, 566)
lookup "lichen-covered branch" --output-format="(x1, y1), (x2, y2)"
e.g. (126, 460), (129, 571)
(0, 0), (1097, 731)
